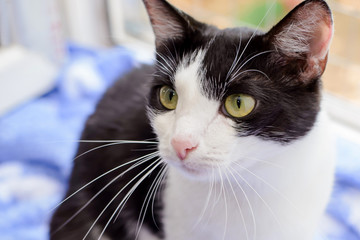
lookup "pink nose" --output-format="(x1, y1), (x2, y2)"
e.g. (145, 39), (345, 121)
(171, 137), (198, 160)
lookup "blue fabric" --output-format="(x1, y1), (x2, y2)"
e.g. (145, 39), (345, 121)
(0, 44), (135, 240)
(321, 138), (360, 240)
(0, 44), (359, 240)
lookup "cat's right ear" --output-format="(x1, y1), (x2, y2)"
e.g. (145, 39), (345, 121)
(143, 0), (204, 48)
(266, 0), (333, 80)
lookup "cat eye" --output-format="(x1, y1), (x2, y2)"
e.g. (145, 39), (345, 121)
(224, 94), (256, 118)
(159, 86), (178, 110)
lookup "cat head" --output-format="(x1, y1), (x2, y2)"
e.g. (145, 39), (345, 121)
(143, 0), (333, 180)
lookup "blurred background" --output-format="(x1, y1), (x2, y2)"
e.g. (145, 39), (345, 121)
(0, 0), (360, 239)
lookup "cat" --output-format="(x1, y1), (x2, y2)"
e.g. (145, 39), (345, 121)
(50, 0), (336, 239)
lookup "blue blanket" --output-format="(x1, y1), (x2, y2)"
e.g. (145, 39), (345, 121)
(0, 44), (359, 240)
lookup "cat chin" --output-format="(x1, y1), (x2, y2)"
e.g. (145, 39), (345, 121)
(163, 158), (215, 181)
(175, 165), (209, 181)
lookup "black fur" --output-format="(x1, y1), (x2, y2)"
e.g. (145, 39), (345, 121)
(50, 65), (165, 239)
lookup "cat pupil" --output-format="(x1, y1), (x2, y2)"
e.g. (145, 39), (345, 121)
(236, 97), (241, 109)
(169, 91), (175, 101)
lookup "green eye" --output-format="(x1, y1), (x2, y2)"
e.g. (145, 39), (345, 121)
(224, 94), (256, 118)
(159, 86), (178, 110)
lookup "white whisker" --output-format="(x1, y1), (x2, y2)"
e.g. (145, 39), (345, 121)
(235, 0), (277, 66)
(224, 167), (250, 240)
(229, 50), (274, 83)
(73, 141), (156, 161)
(150, 166), (168, 229)
(156, 52), (175, 72)
(231, 163), (285, 238)
(95, 159), (163, 240)
(135, 164), (167, 237)
(82, 158), (162, 240)
(234, 162), (301, 216)
(228, 167), (257, 240)
(51, 153), (158, 236)
(155, 52), (175, 76)
(216, 166), (228, 240)
(162, 42), (177, 67)
(48, 140), (158, 144)
(242, 156), (286, 169)
(231, 68), (272, 83)
(50, 151), (158, 212)
(226, 0), (276, 84)
(226, 33), (243, 81)
(193, 166), (215, 228)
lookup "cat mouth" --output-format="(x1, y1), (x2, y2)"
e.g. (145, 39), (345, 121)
(163, 154), (212, 176)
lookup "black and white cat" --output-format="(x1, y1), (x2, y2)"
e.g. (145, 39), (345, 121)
(50, 0), (335, 239)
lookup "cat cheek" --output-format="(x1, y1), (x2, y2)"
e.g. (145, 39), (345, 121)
(204, 115), (237, 152)
(151, 112), (177, 155)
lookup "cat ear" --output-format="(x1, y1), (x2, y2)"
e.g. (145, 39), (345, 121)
(267, 0), (333, 79)
(143, 0), (204, 48)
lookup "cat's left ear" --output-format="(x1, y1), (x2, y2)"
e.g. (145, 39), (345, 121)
(143, 0), (205, 49)
(266, 0), (333, 79)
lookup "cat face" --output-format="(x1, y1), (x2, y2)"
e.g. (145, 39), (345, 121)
(144, 0), (333, 180)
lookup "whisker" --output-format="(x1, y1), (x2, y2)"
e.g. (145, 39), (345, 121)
(193, 167), (215, 228)
(214, 167), (224, 207)
(234, 0), (277, 71)
(154, 55), (172, 70)
(155, 52), (174, 76)
(230, 164), (285, 238)
(233, 162), (301, 217)
(155, 64), (172, 78)
(48, 140), (158, 144)
(226, 33), (243, 81)
(95, 159), (163, 240)
(207, 167), (218, 222)
(78, 140), (157, 144)
(223, 167), (250, 240)
(73, 141), (156, 161)
(131, 147), (159, 152)
(241, 156), (286, 169)
(82, 158), (162, 240)
(152, 73), (163, 78)
(171, 39), (179, 61)
(229, 50), (274, 83)
(231, 68), (272, 83)
(228, 167), (257, 240)
(216, 166), (228, 240)
(50, 151), (159, 212)
(50, 152), (158, 236)
(150, 166), (168, 230)
(156, 52), (175, 72)
(135, 164), (166, 235)
(114, 159), (164, 226)
(161, 42), (177, 67)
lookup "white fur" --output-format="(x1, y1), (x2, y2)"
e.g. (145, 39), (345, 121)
(148, 50), (335, 240)
(138, 226), (161, 240)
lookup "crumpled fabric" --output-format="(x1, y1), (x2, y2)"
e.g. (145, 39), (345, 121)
(0, 43), (135, 240)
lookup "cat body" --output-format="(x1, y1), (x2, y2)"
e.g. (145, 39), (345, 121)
(50, 0), (335, 239)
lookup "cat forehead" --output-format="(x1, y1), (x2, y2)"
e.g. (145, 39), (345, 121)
(155, 28), (266, 99)
(158, 27), (261, 60)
